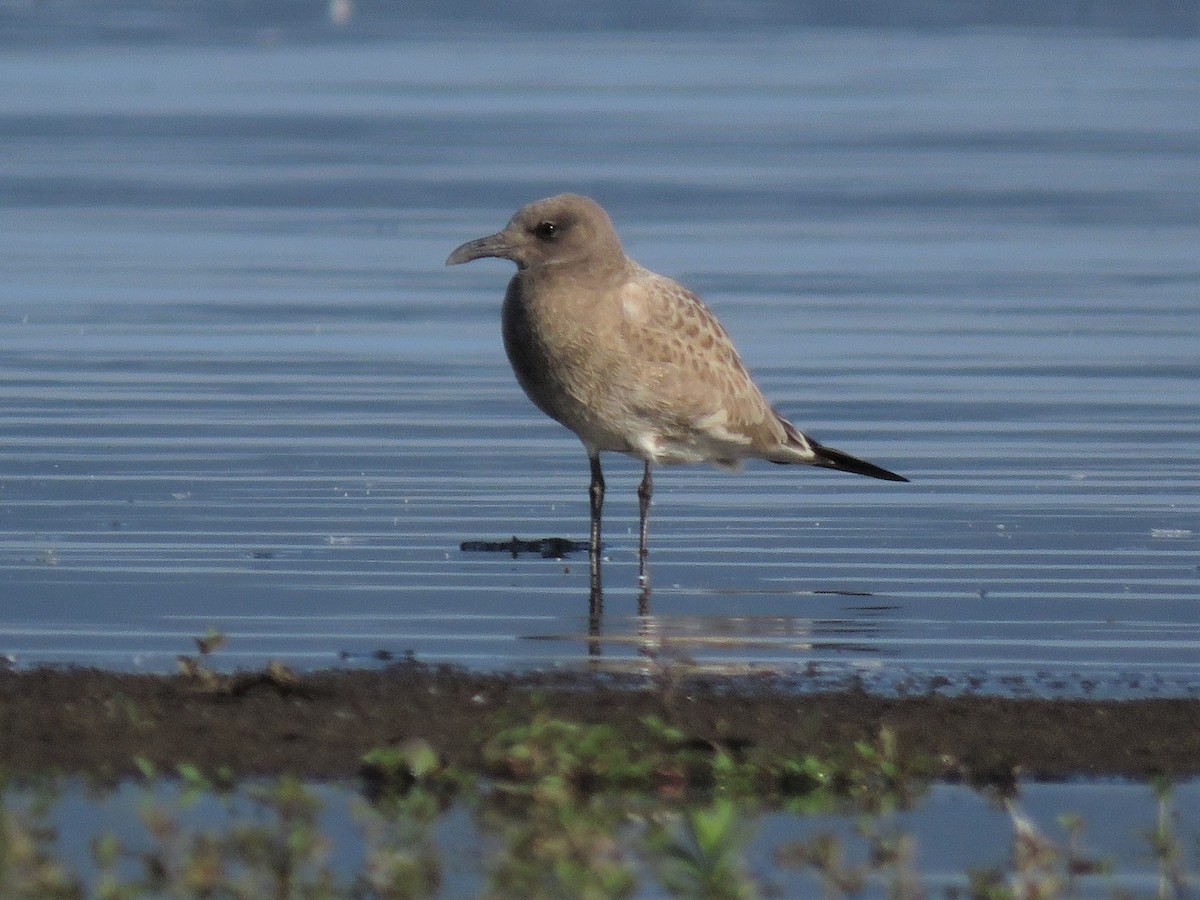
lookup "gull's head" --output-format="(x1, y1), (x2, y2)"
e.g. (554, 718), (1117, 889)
(445, 193), (624, 272)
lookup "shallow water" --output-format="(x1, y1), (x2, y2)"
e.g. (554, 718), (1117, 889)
(14, 776), (1200, 896)
(1, 14), (1198, 694)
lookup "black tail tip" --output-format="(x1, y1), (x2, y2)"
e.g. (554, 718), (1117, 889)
(812, 443), (909, 482)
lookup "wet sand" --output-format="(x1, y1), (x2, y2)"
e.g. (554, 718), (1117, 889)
(3, 662), (1197, 783)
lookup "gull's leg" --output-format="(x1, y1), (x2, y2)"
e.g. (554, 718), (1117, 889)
(588, 453), (605, 587)
(637, 461), (652, 584)
(587, 578), (603, 657)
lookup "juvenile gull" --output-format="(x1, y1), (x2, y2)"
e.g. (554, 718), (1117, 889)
(446, 194), (907, 586)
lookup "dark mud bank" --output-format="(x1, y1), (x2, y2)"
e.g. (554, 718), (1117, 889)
(2, 664), (1197, 782)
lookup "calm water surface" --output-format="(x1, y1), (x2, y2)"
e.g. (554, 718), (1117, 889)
(15, 776), (1195, 896)
(0, 25), (1198, 693)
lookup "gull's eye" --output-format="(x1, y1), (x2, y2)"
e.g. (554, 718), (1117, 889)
(532, 220), (559, 240)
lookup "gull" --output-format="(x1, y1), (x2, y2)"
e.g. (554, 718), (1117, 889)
(446, 194), (907, 586)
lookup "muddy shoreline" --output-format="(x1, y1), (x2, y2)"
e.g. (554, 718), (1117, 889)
(1, 663), (1197, 783)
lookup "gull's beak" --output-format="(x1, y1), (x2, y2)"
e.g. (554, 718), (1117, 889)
(445, 231), (514, 266)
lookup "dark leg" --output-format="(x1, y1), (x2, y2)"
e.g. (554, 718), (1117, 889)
(587, 578), (603, 657)
(637, 461), (652, 584)
(588, 453), (605, 589)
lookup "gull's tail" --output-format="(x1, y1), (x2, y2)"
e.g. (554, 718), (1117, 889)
(806, 438), (909, 482)
(774, 417), (909, 482)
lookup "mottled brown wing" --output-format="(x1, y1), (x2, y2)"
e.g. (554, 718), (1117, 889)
(617, 269), (786, 449)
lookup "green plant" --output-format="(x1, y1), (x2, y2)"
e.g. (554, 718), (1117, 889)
(650, 797), (757, 899)
(480, 785), (636, 899)
(1147, 777), (1191, 897)
(483, 713), (655, 790)
(360, 739), (466, 800)
(0, 790), (83, 899)
(350, 792), (443, 899)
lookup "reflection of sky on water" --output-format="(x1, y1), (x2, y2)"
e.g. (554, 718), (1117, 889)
(9, 775), (1195, 895)
(0, 21), (1197, 695)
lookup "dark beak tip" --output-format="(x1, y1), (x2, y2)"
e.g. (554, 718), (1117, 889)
(445, 232), (512, 267)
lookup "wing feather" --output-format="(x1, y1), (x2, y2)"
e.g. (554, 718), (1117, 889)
(618, 269), (786, 455)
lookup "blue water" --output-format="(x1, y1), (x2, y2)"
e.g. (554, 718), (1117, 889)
(18, 776), (1200, 896)
(0, 8), (1198, 693)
